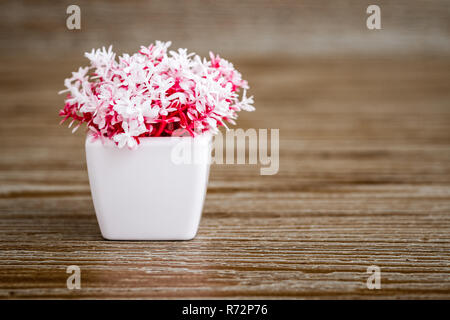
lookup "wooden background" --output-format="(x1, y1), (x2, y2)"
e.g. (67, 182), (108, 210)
(0, 1), (449, 299)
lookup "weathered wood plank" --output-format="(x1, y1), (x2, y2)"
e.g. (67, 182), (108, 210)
(0, 0), (449, 57)
(0, 56), (449, 299)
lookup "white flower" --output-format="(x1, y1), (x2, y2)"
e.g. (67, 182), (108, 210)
(113, 120), (146, 149)
(237, 89), (255, 112)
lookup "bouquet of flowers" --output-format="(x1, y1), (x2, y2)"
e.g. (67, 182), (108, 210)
(59, 41), (254, 149)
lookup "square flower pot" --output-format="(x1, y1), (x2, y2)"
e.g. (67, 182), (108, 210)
(85, 134), (211, 240)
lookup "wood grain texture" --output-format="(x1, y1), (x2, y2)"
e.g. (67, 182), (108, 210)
(1, 0), (449, 58)
(0, 55), (449, 299)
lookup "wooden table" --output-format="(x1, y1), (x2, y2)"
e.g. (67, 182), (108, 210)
(0, 55), (449, 299)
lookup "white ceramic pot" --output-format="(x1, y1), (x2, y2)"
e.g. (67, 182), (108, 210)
(85, 134), (211, 240)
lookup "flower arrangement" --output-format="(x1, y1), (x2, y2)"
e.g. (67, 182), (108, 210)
(59, 41), (254, 149)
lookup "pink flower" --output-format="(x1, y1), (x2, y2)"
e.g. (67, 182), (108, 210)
(59, 41), (254, 148)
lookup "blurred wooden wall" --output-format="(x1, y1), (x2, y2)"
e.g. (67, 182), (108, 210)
(0, 0), (449, 59)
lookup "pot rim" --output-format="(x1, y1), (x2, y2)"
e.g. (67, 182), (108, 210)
(86, 131), (212, 147)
